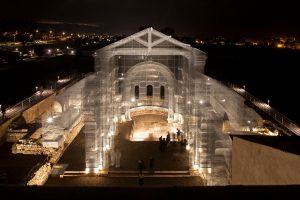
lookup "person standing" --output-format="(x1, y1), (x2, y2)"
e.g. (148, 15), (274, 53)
(162, 138), (166, 152)
(176, 128), (181, 142)
(166, 132), (170, 144)
(138, 159), (146, 176)
(1, 104), (6, 120)
(159, 136), (163, 151)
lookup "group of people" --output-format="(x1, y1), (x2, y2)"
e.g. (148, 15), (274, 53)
(177, 128), (188, 147)
(158, 129), (188, 152)
(158, 132), (171, 152)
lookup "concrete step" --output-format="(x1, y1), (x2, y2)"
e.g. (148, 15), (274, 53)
(109, 170), (190, 174)
(61, 170), (196, 178)
(108, 170), (193, 178)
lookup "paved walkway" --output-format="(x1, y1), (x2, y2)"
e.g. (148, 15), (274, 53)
(46, 117), (204, 187)
(111, 121), (189, 171)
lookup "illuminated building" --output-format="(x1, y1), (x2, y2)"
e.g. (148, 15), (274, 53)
(46, 28), (271, 185)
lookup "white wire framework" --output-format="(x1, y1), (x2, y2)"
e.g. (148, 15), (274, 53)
(46, 28), (264, 184)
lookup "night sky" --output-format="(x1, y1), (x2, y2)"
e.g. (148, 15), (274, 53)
(1, 0), (300, 38)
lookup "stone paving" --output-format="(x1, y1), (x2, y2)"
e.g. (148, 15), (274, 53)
(111, 121), (189, 171)
(46, 116), (204, 187)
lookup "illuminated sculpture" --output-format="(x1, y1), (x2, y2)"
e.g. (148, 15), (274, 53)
(49, 28), (263, 185)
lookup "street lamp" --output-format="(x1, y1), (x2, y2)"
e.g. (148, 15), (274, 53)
(57, 76), (60, 81)
(243, 85), (246, 90)
(267, 99), (270, 106)
(35, 86), (38, 92)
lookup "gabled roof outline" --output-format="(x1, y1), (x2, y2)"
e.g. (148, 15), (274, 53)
(102, 27), (191, 52)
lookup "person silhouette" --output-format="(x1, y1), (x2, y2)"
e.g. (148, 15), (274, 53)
(176, 128), (181, 142)
(166, 132), (170, 144)
(138, 159), (146, 175)
(159, 136), (163, 151)
(1, 104), (6, 120)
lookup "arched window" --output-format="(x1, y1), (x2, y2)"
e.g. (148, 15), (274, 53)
(134, 85), (139, 99)
(160, 86), (165, 99)
(146, 85), (153, 97)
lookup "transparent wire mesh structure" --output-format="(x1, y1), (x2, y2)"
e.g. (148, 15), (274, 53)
(44, 28), (264, 185)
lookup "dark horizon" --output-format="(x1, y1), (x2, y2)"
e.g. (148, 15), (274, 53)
(0, 0), (299, 39)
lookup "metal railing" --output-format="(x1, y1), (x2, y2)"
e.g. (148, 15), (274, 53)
(0, 73), (86, 124)
(227, 83), (300, 136)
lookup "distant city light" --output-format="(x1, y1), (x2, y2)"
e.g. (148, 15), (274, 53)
(276, 43), (284, 48)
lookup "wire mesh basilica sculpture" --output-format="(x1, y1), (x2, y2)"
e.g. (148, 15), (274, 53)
(49, 28), (262, 185)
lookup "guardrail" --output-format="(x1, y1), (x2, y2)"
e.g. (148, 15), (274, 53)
(1, 89), (55, 121)
(0, 73), (89, 124)
(227, 83), (300, 136)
